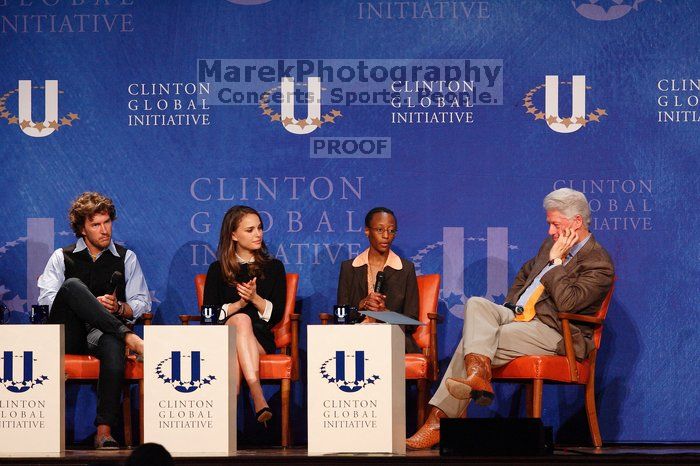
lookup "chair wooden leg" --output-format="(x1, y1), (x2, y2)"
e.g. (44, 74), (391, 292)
(525, 382), (533, 418)
(585, 378), (602, 447)
(531, 379), (543, 418)
(416, 379), (429, 428)
(139, 379), (144, 445)
(281, 378), (291, 448)
(123, 384), (133, 447)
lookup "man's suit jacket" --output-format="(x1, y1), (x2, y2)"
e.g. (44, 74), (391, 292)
(337, 257), (420, 353)
(505, 234), (614, 359)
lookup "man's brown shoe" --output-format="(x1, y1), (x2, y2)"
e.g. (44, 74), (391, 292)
(445, 353), (494, 406)
(406, 406), (447, 450)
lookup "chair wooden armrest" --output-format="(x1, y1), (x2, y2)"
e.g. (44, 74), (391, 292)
(558, 312), (604, 325)
(558, 312), (603, 383)
(290, 314), (300, 380)
(560, 319), (579, 382)
(427, 312), (443, 380)
(319, 313), (333, 325)
(179, 314), (201, 325)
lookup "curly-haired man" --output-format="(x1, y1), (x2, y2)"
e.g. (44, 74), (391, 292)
(38, 192), (151, 450)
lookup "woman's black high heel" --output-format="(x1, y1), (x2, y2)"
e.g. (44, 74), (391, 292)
(256, 407), (273, 427)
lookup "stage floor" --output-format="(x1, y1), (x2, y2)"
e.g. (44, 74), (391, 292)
(1, 445), (699, 466)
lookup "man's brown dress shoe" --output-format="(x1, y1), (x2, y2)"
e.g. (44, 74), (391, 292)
(406, 406), (447, 450)
(445, 353), (494, 406)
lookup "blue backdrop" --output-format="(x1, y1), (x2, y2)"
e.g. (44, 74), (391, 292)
(1, 0), (698, 444)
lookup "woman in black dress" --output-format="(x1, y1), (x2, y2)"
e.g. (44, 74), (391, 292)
(204, 205), (286, 424)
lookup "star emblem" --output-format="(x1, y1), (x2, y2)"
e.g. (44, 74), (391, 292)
(4, 294), (26, 313)
(442, 292), (465, 309)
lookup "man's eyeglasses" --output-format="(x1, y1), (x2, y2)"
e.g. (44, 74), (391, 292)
(370, 227), (398, 236)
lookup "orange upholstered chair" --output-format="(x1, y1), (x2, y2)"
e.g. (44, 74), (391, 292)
(491, 280), (615, 447)
(64, 312), (152, 447)
(320, 274), (442, 428)
(406, 274), (442, 427)
(180, 273), (300, 447)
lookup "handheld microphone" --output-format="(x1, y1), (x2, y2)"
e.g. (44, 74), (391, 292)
(374, 271), (385, 294)
(110, 271), (124, 296)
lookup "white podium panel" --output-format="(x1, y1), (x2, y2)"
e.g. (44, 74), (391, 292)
(144, 326), (236, 456)
(0, 325), (64, 457)
(308, 325), (405, 454)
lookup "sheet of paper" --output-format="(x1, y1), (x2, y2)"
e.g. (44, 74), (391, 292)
(359, 310), (425, 326)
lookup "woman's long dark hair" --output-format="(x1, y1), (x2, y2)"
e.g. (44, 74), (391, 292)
(217, 205), (271, 285)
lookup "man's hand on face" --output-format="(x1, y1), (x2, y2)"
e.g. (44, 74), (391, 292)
(549, 228), (579, 261)
(97, 294), (118, 313)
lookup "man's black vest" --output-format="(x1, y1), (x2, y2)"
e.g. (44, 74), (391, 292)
(62, 243), (127, 302)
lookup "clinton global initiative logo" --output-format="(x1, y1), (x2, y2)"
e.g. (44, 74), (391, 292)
(258, 78), (343, 135)
(413, 227), (519, 318)
(523, 75), (607, 134)
(320, 351), (380, 393)
(0, 80), (79, 138)
(0, 1), (136, 33)
(155, 351), (216, 394)
(573, 0), (662, 21)
(0, 351), (49, 393)
(200, 58), (502, 134)
(357, 1), (492, 20)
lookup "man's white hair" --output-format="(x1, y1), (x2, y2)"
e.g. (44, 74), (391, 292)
(543, 188), (591, 226)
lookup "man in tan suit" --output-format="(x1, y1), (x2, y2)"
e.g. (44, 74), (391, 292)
(407, 188), (614, 449)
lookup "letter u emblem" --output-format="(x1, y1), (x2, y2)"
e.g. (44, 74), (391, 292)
(171, 351), (201, 393)
(2, 351), (34, 393)
(18, 80), (59, 138)
(335, 350), (365, 393)
(545, 75), (586, 134)
(280, 77), (321, 135)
